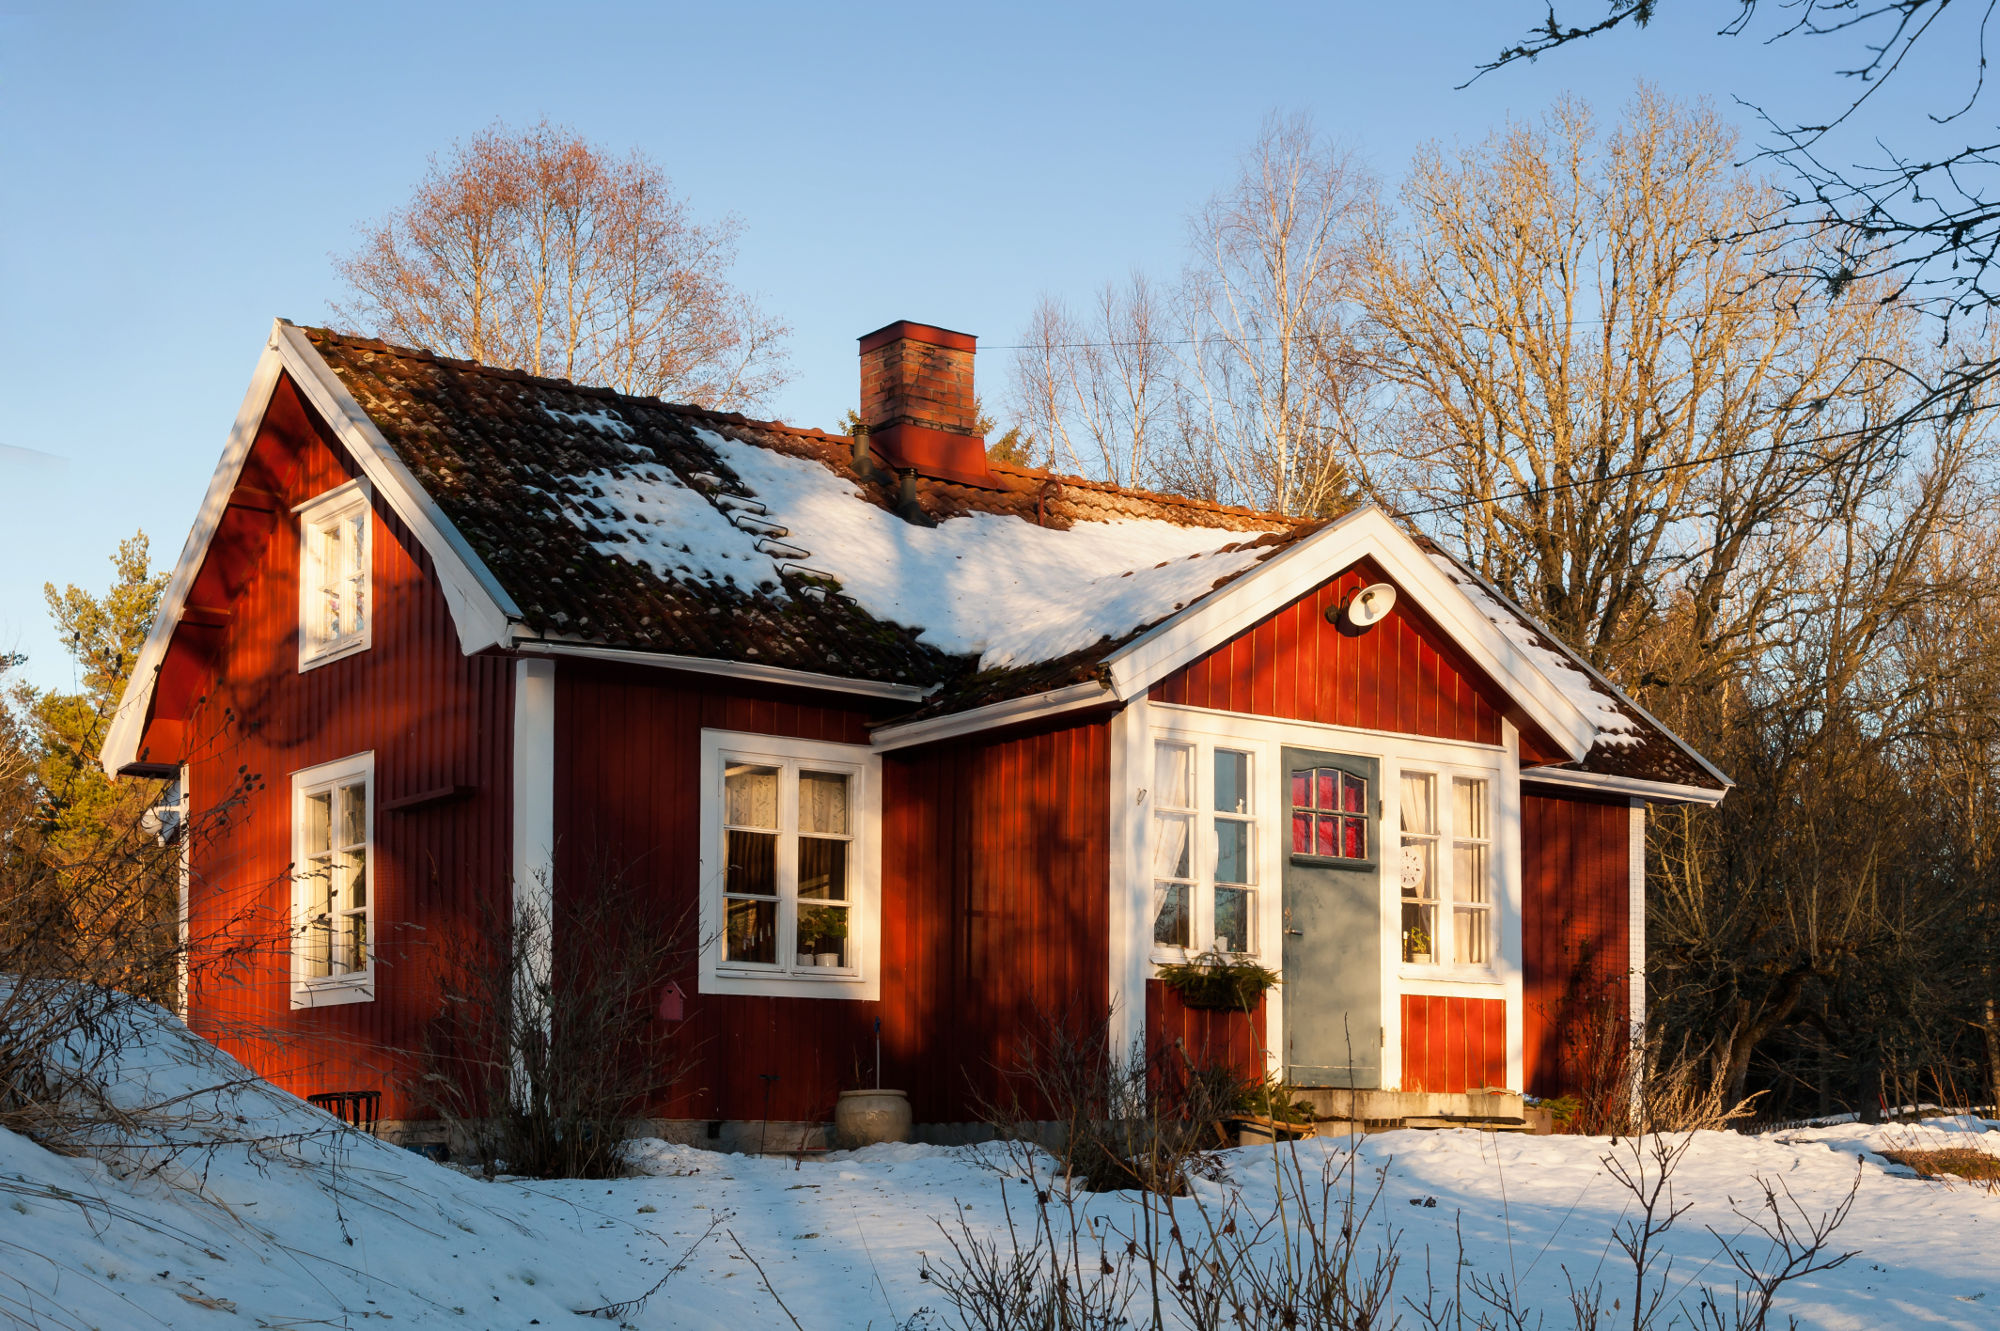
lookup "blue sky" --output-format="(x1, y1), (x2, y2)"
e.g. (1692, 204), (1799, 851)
(0, 0), (1962, 692)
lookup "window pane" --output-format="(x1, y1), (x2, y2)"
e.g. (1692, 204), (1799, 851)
(1403, 901), (1437, 962)
(1315, 769), (1336, 812)
(1454, 778), (1487, 841)
(1401, 773), (1435, 834)
(305, 792), (332, 856)
(800, 771), (849, 835)
(724, 764), (779, 828)
(797, 902), (849, 966)
(1153, 882), (1190, 947)
(1155, 743), (1193, 809)
(1214, 750), (1250, 814)
(340, 909), (367, 974)
(1214, 887), (1252, 954)
(340, 781), (366, 847)
(1214, 818), (1251, 885)
(1402, 839), (1434, 901)
(725, 829), (777, 896)
(1341, 774), (1366, 814)
(1153, 812), (1192, 879)
(1454, 906), (1490, 966)
(1314, 814), (1337, 857)
(799, 837), (848, 901)
(1454, 842), (1490, 905)
(725, 897), (776, 964)
(1290, 769), (1311, 810)
(1291, 811), (1311, 854)
(347, 847), (367, 910)
(1342, 816), (1366, 860)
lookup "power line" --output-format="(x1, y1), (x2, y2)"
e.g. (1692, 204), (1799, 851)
(1394, 398), (2000, 520)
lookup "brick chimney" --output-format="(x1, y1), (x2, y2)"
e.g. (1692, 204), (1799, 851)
(858, 321), (998, 488)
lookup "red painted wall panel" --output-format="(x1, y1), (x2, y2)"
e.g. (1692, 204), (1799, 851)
(1150, 558), (1509, 746)
(554, 661), (1112, 1126)
(1401, 994), (1507, 1094)
(1145, 980), (1267, 1086)
(177, 374), (516, 1123)
(1520, 790), (1632, 1099)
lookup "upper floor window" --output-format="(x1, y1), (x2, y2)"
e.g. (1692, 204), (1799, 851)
(291, 751), (374, 1007)
(1152, 739), (1261, 955)
(1400, 770), (1495, 969)
(699, 731), (879, 999)
(298, 482), (371, 669)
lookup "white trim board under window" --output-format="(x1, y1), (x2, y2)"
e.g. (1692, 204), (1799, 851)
(290, 751), (375, 1008)
(697, 730), (881, 1000)
(297, 480), (372, 671)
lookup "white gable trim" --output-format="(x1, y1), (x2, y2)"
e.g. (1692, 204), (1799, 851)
(1520, 765), (1726, 806)
(272, 323), (519, 650)
(102, 321), (521, 776)
(1104, 507), (1598, 760)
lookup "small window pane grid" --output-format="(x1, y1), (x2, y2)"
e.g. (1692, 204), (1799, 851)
(1399, 771), (1496, 970)
(296, 769), (370, 984)
(1152, 742), (1258, 955)
(303, 494), (369, 663)
(720, 758), (857, 975)
(1452, 777), (1493, 966)
(1291, 767), (1368, 860)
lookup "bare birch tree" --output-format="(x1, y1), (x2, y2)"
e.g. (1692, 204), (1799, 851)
(335, 121), (790, 409)
(1009, 275), (1173, 486)
(1175, 113), (1371, 516)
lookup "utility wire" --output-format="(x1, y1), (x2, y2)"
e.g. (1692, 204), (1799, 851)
(1393, 398), (2000, 520)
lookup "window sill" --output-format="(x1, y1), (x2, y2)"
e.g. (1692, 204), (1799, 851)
(291, 977), (375, 1009)
(704, 967), (874, 1000)
(1149, 947), (1263, 968)
(299, 638), (370, 674)
(1397, 966), (1504, 987)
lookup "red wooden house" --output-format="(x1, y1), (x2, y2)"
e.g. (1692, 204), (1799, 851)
(105, 318), (1728, 1143)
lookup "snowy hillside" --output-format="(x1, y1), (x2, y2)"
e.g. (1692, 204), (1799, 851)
(1, 1003), (1996, 1329)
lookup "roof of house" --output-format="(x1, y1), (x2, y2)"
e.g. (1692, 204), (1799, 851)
(108, 321), (1729, 798)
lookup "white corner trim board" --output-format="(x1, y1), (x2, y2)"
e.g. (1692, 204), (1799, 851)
(512, 657), (556, 982)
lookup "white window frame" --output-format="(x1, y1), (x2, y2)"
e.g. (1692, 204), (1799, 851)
(1394, 768), (1499, 977)
(296, 479), (373, 671)
(1147, 736), (1263, 961)
(289, 751), (376, 1009)
(697, 730), (881, 1000)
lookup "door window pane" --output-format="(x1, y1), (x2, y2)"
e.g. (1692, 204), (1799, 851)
(1293, 765), (1368, 861)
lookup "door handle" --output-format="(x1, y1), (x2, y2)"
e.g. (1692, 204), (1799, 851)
(1285, 928), (1304, 936)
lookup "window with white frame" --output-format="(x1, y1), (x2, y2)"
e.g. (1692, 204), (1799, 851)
(1152, 738), (1260, 955)
(702, 732), (876, 996)
(291, 752), (374, 1005)
(298, 483), (370, 668)
(1399, 769), (1495, 969)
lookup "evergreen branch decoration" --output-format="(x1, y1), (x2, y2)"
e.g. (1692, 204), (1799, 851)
(1156, 953), (1279, 1012)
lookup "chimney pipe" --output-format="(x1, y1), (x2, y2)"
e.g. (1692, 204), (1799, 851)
(857, 321), (999, 489)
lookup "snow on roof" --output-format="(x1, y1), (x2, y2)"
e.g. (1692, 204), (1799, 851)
(1429, 553), (1642, 748)
(572, 425), (1284, 672)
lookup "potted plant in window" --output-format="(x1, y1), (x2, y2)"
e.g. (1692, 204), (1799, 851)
(797, 905), (847, 968)
(1403, 925), (1432, 964)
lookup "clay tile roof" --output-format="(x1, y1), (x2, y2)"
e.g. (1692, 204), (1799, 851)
(300, 325), (1722, 792)
(299, 325), (1303, 706)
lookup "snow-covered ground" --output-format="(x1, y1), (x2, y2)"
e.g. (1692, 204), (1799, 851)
(2, 1004), (1997, 1329)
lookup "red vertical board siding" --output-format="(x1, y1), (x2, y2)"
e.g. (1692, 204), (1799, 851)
(1149, 558), (1510, 747)
(1145, 980), (1267, 1085)
(555, 663), (1112, 1126)
(176, 374), (515, 1123)
(1400, 995), (1507, 1093)
(1519, 790), (1632, 1098)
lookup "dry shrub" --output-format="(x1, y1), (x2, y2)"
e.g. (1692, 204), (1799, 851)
(1878, 1147), (2000, 1185)
(414, 857), (695, 1178)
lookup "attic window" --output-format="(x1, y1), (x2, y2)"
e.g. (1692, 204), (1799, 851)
(297, 481), (372, 670)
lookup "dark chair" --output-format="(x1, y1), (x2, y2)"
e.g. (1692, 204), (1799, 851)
(307, 1090), (381, 1133)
